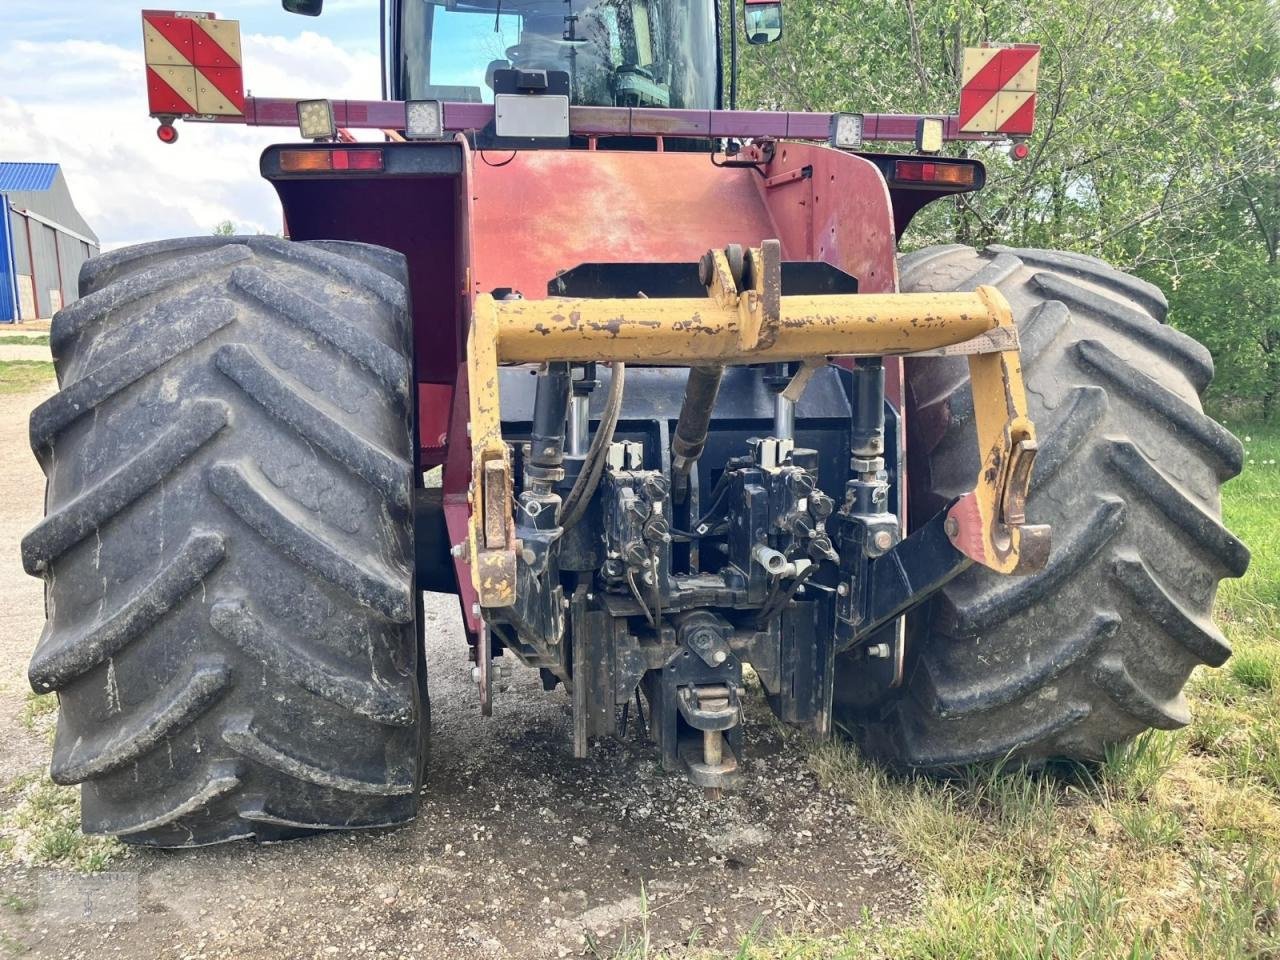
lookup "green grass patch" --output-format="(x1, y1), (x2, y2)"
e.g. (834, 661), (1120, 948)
(1100, 730), (1183, 801)
(17, 693), (56, 734)
(0, 774), (124, 874)
(1230, 646), (1278, 692)
(0, 361), (53, 395)
(0, 335), (49, 346)
(0, 893), (32, 914)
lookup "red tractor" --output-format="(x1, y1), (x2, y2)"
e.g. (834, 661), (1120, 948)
(22, 0), (1246, 845)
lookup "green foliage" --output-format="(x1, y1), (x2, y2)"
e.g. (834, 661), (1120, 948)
(737, 0), (1280, 412)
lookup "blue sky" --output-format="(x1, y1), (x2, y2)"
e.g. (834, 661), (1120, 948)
(1, 0), (386, 246)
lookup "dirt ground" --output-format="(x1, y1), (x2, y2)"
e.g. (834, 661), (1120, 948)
(0, 381), (917, 960)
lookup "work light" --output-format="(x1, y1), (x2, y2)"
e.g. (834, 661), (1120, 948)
(296, 99), (335, 141)
(828, 113), (863, 150)
(405, 100), (444, 139)
(916, 118), (944, 154)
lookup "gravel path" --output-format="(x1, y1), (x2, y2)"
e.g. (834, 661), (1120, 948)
(0, 382), (917, 959)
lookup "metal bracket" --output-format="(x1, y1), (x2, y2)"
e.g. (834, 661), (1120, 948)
(942, 287), (1051, 575)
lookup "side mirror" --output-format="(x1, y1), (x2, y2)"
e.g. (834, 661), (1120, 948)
(743, 0), (782, 44)
(283, 0), (323, 15)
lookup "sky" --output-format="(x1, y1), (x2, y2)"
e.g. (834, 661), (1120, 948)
(0, 0), (385, 247)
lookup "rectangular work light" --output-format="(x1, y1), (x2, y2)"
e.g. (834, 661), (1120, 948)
(828, 113), (863, 150)
(405, 99), (444, 139)
(916, 118), (944, 154)
(296, 99), (335, 141)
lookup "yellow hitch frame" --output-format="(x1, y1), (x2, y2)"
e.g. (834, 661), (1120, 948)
(466, 242), (1048, 607)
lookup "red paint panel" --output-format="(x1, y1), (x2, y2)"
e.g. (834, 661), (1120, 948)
(710, 110), (788, 138)
(248, 98), (297, 124)
(199, 66), (245, 111)
(417, 382), (453, 458)
(998, 94), (1037, 135)
(333, 100), (411, 127)
(467, 143), (897, 323)
(443, 102), (492, 130)
(996, 47), (1040, 86)
(783, 112), (831, 140)
(964, 51), (1007, 94)
(268, 156), (464, 386)
(470, 151), (777, 299)
(146, 65), (197, 114)
(190, 24), (236, 68)
(753, 142), (898, 294)
(958, 87), (995, 129)
(143, 14), (194, 60)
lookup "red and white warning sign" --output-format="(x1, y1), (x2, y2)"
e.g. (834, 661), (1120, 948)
(143, 10), (244, 117)
(958, 44), (1040, 135)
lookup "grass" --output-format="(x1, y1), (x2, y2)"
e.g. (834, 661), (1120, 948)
(1, 697), (123, 875)
(609, 418), (1280, 959)
(0, 361), (53, 395)
(17, 692), (56, 737)
(0, 335), (49, 346)
(0, 774), (124, 874)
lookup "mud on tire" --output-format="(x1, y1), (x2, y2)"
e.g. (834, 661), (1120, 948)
(841, 244), (1248, 768)
(22, 236), (424, 845)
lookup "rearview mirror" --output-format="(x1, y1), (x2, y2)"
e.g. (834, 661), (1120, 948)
(283, 0), (323, 15)
(743, 1), (782, 44)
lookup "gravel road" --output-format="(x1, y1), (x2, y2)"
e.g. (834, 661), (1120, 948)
(0, 381), (916, 959)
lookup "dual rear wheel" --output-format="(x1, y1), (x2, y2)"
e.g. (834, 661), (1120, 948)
(24, 239), (1243, 845)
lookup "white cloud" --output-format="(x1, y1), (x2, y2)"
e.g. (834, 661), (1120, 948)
(0, 30), (381, 249)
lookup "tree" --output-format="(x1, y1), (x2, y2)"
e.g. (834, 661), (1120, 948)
(212, 220), (236, 236)
(737, 0), (1280, 413)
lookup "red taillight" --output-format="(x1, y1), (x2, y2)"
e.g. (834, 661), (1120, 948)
(279, 148), (384, 173)
(332, 149), (384, 171)
(893, 160), (976, 187)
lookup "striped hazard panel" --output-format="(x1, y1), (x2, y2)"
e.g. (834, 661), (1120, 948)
(143, 10), (244, 117)
(959, 44), (1040, 135)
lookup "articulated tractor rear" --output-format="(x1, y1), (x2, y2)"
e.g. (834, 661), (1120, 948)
(22, 0), (1247, 844)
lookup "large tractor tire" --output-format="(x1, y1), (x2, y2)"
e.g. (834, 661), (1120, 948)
(22, 236), (425, 845)
(844, 244), (1248, 769)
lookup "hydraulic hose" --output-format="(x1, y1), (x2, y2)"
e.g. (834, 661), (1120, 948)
(671, 364), (725, 503)
(557, 361), (625, 531)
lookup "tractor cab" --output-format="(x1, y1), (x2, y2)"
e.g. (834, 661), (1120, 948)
(394, 0), (724, 110)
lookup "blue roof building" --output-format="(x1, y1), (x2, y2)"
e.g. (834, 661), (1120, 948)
(1, 162), (100, 322)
